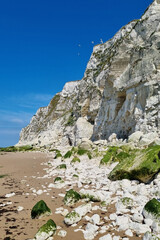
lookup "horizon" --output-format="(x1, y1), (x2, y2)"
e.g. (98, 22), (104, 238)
(0, 0), (152, 147)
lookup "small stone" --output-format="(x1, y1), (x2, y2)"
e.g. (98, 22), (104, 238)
(109, 213), (117, 221)
(132, 213), (143, 223)
(5, 192), (15, 198)
(17, 206), (24, 212)
(90, 214), (100, 225)
(125, 229), (133, 237)
(144, 218), (153, 227)
(99, 233), (112, 240)
(57, 230), (67, 237)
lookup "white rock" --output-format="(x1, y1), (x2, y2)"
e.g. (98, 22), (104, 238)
(99, 234), (112, 240)
(83, 223), (99, 240)
(75, 203), (92, 217)
(108, 133), (117, 142)
(125, 229), (133, 237)
(37, 190), (43, 195)
(5, 192), (15, 198)
(151, 220), (160, 234)
(143, 231), (160, 240)
(130, 222), (151, 234)
(113, 237), (120, 240)
(90, 214), (100, 225)
(116, 216), (129, 231)
(17, 206), (24, 212)
(144, 218), (153, 227)
(132, 213), (144, 223)
(109, 213), (117, 221)
(128, 131), (143, 143)
(75, 117), (93, 145)
(57, 230), (67, 237)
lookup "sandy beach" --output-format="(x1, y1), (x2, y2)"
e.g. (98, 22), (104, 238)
(0, 151), (143, 240)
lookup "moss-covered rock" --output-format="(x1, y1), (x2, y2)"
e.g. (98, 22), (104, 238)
(34, 219), (56, 240)
(54, 152), (62, 159)
(71, 156), (80, 164)
(73, 174), (79, 178)
(100, 146), (119, 165)
(31, 200), (51, 219)
(57, 163), (67, 169)
(121, 197), (134, 207)
(64, 211), (81, 225)
(64, 150), (72, 158)
(54, 177), (64, 183)
(64, 189), (81, 206)
(100, 146), (131, 165)
(80, 189), (101, 202)
(143, 198), (160, 221)
(81, 193), (100, 202)
(77, 147), (92, 159)
(108, 145), (160, 183)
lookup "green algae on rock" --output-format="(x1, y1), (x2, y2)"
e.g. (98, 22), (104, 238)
(64, 150), (72, 158)
(108, 145), (160, 183)
(80, 193), (100, 202)
(100, 146), (131, 165)
(64, 211), (81, 225)
(143, 198), (160, 221)
(31, 200), (51, 219)
(54, 177), (64, 183)
(57, 163), (67, 169)
(100, 146), (119, 165)
(64, 189), (81, 206)
(54, 151), (62, 159)
(34, 219), (56, 240)
(71, 156), (80, 164)
(121, 197), (134, 207)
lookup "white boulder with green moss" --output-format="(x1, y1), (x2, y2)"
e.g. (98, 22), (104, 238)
(34, 219), (56, 240)
(116, 197), (134, 214)
(143, 198), (160, 221)
(63, 189), (81, 206)
(31, 200), (52, 219)
(64, 203), (92, 225)
(64, 211), (81, 225)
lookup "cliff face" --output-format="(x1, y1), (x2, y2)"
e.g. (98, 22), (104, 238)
(18, 0), (160, 147)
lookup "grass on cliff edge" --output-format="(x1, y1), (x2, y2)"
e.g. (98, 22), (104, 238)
(108, 145), (160, 183)
(0, 145), (34, 152)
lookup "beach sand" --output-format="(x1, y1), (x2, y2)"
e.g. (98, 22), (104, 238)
(0, 152), (142, 240)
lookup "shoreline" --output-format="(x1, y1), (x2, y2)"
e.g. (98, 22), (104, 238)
(0, 151), (146, 239)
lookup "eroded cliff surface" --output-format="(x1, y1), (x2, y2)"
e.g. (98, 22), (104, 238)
(18, 0), (160, 147)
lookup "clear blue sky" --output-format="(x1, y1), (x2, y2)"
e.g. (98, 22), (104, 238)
(0, 0), (152, 147)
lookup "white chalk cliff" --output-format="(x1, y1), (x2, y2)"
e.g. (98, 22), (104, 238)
(18, 0), (160, 147)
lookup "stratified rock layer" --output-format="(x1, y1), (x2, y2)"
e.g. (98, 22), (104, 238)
(18, 0), (160, 147)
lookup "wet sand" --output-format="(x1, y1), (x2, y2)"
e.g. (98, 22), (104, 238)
(0, 152), (142, 240)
